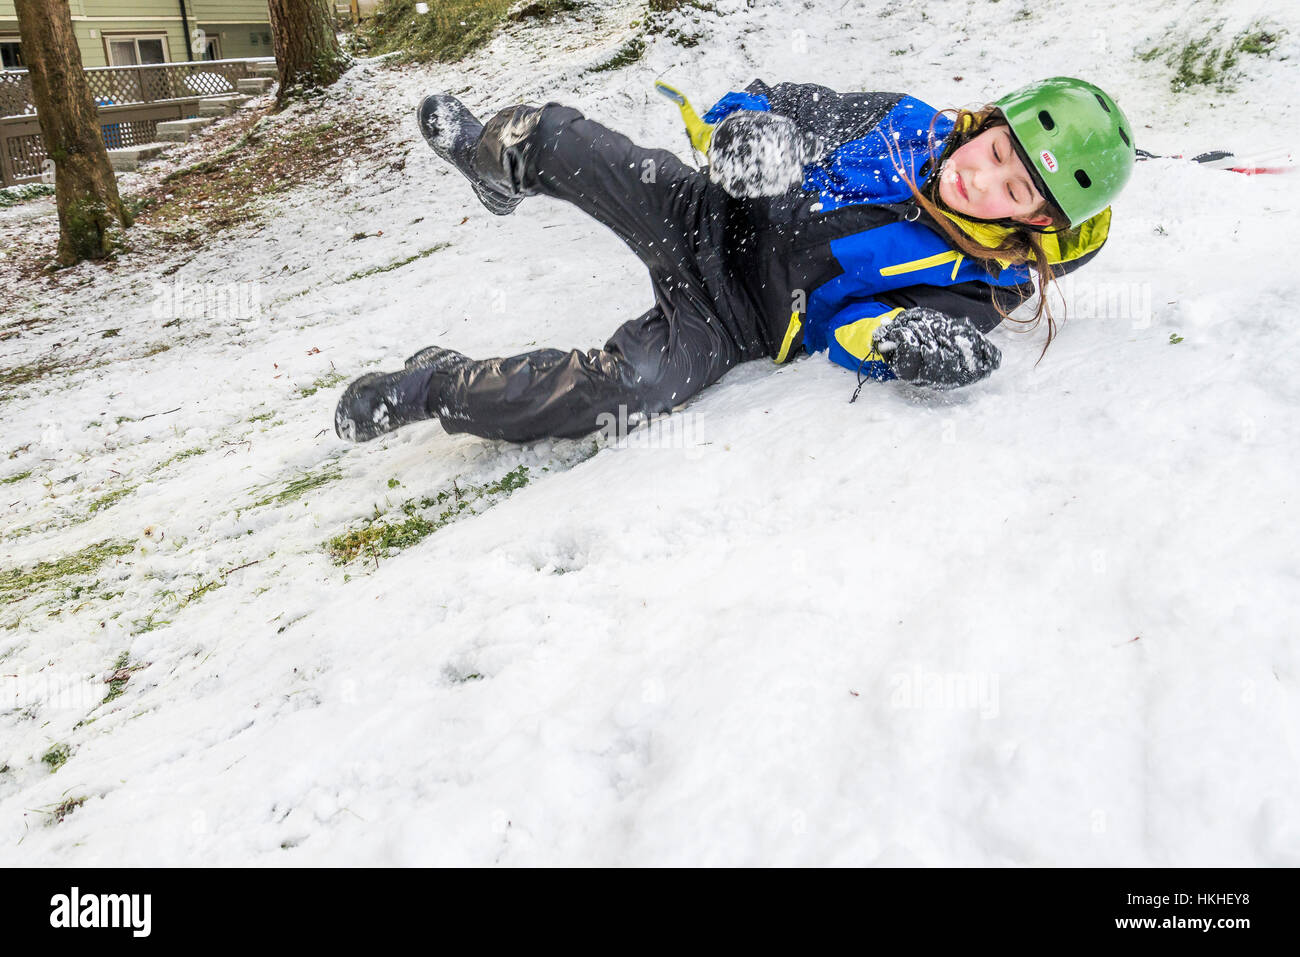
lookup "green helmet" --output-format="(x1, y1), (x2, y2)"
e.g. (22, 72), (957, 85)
(995, 77), (1136, 228)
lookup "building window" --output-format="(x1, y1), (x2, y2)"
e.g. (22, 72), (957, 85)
(105, 35), (170, 66)
(0, 40), (22, 70)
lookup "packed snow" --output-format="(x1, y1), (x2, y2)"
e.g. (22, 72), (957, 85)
(1, 0), (1298, 865)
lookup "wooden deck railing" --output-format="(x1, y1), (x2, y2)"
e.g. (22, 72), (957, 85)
(0, 58), (275, 188)
(0, 57), (274, 119)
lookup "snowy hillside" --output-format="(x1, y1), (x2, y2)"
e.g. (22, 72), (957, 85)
(2, 0), (1298, 865)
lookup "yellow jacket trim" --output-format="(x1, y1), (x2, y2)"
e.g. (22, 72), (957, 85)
(775, 309), (803, 363)
(833, 307), (903, 361)
(879, 250), (964, 280)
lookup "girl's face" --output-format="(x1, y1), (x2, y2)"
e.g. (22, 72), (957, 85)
(937, 125), (1055, 226)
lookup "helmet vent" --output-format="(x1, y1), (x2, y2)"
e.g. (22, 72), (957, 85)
(1038, 110), (1056, 131)
(1095, 94), (1111, 113)
(1075, 170), (1092, 189)
(1117, 126), (1130, 146)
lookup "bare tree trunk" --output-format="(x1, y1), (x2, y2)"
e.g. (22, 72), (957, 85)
(13, 0), (131, 266)
(266, 0), (349, 107)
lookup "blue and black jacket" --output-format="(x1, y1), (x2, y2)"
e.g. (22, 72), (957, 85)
(704, 79), (1113, 378)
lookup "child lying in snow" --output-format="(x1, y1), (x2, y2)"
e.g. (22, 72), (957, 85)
(334, 77), (1134, 443)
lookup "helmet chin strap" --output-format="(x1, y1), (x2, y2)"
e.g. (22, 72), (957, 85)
(966, 212), (1069, 235)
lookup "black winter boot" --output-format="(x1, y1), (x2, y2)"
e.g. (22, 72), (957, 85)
(335, 366), (434, 443)
(417, 94), (522, 216)
(334, 347), (474, 442)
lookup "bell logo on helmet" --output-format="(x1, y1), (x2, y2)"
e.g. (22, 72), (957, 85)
(1040, 149), (1059, 173)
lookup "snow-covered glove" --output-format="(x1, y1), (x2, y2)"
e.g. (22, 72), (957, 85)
(871, 307), (1002, 389)
(707, 110), (826, 198)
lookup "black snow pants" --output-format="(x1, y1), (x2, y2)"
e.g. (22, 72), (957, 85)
(427, 104), (775, 442)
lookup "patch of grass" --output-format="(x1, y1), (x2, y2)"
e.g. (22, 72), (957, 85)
(325, 465), (531, 564)
(1238, 30), (1279, 55)
(589, 36), (646, 73)
(644, 0), (714, 48)
(0, 350), (108, 401)
(130, 612), (172, 635)
(298, 370), (347, 397)
(481, 466), (532, 496)
(0, 539), (134, 606)
(0, 355), (63, 396)
(102, 651), (131, 704)
(248, 410), (276, 422)
(138, 111), (388, 244)
(251, 461), (344, 509)
(327, 512), (441, 564)
(351, 0), (584, 64)
(130, 575), (224, 636)
(49, 796), (86, 824)
(41, 743), (71, 773)
(340, 242), (452, 283)
(1, 470), (31, 485)
(0, 182), (55, 208)
(159, 447), (206, 468)
(5, 482), (137, 541)
(1149, 23), (1284, 93)
(177, 579), (225, 609)
(125, 193), (157, 218)
(510, 0), (585, 19)
(1172, 35), (1231, 91)
(86, 485), (135, 515)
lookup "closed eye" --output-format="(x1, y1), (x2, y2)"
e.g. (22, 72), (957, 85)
(995, 143), (1014, 199)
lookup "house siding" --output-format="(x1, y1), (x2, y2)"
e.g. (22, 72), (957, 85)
(198, 22), (273, 60)
(0, 0), (270, 67)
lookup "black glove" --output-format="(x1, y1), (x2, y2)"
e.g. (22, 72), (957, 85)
(707, 110), (826, 198)
(871, 307), (1002, 389)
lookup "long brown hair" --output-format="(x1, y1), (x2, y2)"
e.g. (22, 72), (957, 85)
(884, 105), (1072, 361)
